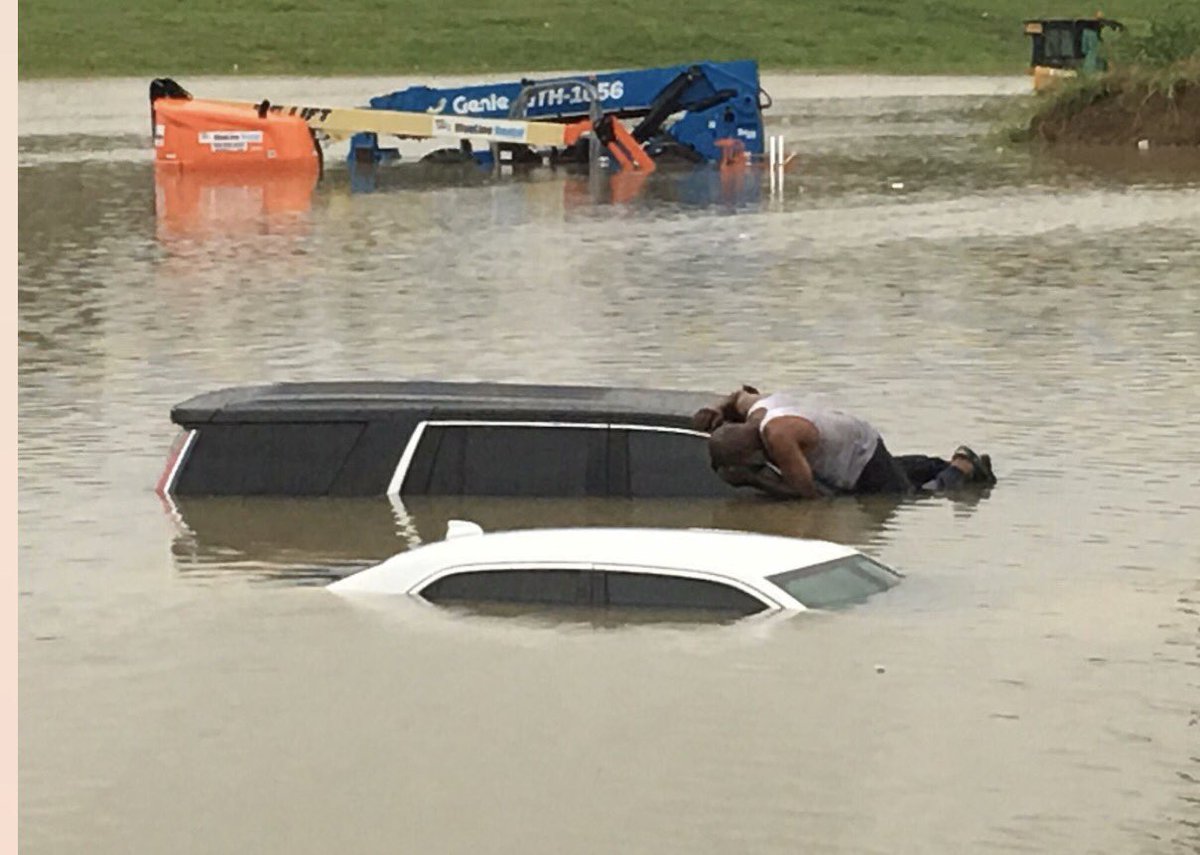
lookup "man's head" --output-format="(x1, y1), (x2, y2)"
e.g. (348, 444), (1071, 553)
(730, 385), (760, 418)
(691, 384), (762, 433)
(708, 421), (765, 469)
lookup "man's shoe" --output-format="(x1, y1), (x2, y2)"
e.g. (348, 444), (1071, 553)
(952, 445), (996, 486)
(921, 466), (967, 492)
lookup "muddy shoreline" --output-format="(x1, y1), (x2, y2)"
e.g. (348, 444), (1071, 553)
(1030, 76), (1200, 147)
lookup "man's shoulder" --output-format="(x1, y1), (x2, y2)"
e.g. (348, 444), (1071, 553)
(761, 412), (817, 444)
(758, 390), (836, 409)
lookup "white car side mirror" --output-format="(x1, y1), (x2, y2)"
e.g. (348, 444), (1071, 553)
(445, 519), (485, 540)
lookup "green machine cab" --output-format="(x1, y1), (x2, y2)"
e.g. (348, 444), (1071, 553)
(1024, 16), (1124, 89)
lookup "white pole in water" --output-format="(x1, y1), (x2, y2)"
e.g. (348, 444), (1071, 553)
(775, 134), (785, 195)
(768, 136), (777, 194)
(768, 135), (777, 195)
(767, 134), (785, 198)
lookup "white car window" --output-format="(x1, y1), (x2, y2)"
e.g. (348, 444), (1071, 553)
(602, 570), (767, 614)
(417, 564), (770, 615)
(420, 567), (594, 606)
(767, 556), (898, 609)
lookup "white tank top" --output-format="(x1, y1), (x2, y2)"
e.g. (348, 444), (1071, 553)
(750, 393), (881, 490)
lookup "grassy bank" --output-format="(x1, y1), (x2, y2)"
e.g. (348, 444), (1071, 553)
(16, 0), (1188, 79)
(1027, 61), (1200, 145)
(1024, 7), (1200, 145)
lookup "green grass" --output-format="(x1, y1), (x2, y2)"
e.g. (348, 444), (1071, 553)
(16, 0), (1192, 79)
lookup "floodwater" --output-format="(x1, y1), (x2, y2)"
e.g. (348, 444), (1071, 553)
(18, 74), (1200, 853)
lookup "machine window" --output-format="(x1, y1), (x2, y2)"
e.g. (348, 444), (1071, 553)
(1044, 27), (1076, 63)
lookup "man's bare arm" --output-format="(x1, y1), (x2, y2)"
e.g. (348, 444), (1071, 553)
(763, 431), (824, 499)
(744, 466), (812, 498)
(692, 390), (740, 432)
(691, 406), (723, 432)
(716, 465), (832, 499)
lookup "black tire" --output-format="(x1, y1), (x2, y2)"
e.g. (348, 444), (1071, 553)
(420, 148), (476, 165)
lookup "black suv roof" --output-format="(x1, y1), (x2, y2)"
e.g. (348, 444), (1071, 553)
(171, 381), (717, 428)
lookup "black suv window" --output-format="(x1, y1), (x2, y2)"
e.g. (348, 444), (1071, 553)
(602, 571), (766, 615)
(174, 422), (365, 496)
(420, 568), (593, 606)
(402, 424), (606, 496)
(617, 429), (733, 498)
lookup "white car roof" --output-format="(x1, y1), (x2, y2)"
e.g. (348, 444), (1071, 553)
(329, 524), (862, 597)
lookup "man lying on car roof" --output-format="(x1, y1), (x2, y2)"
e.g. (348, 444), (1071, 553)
(692, 385), (996, 500)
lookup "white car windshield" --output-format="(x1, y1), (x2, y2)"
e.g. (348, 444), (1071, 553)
(766, 555), (898, 609)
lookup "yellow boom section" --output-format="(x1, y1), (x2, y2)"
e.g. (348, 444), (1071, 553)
(216, 100), (570, 147)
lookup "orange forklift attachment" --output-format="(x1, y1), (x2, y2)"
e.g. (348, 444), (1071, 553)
(564, 116), (656, 173)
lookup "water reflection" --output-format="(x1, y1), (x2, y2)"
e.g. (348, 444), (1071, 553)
(345, 159), (766, 209)
(154, 167), (317, 246)
(1030, 144), (1200, 187)
(164, 495), (396, 579)
(162, 491), (992, 580)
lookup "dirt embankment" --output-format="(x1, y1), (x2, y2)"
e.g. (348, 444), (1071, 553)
(1030, 79), (1200, 146)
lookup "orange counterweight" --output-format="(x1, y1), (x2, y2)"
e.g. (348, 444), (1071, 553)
(153, 96), (320, 173)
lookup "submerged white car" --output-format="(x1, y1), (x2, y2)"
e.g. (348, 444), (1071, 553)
(329, 522), (901, 615)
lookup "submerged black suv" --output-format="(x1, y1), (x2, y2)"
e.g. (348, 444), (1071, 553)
(159, 380), (735, 499)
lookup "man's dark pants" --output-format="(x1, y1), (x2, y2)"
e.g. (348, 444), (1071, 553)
(852, 439), (958, 494)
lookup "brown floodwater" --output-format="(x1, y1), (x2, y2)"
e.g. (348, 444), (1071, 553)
(18, 74), (1200, 854)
